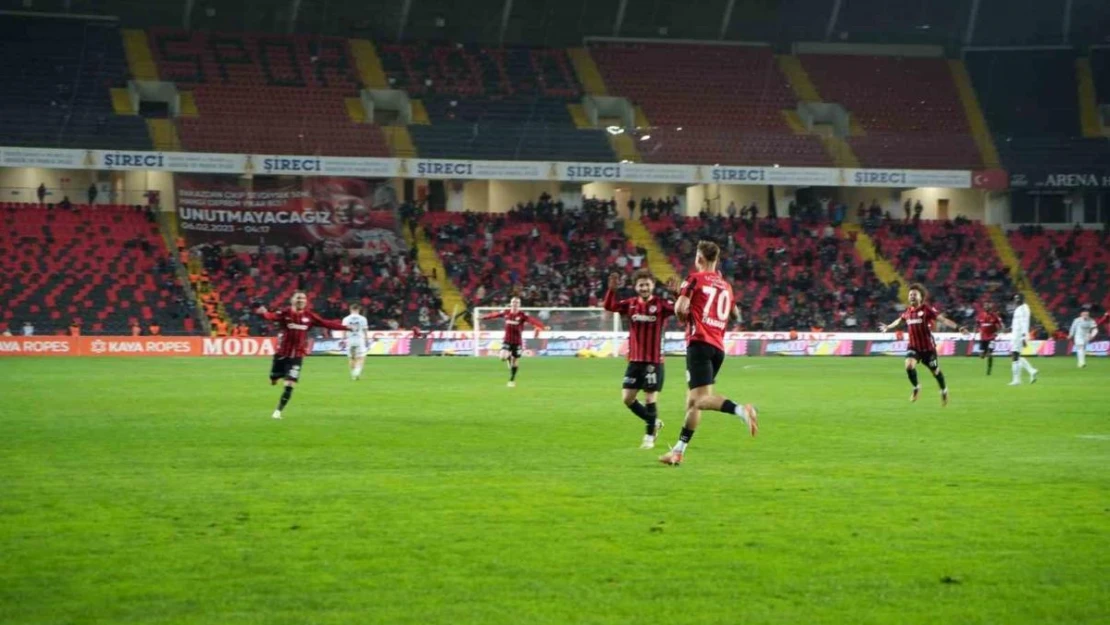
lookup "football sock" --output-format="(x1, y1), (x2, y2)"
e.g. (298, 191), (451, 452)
(673, 427), (696, 453)
(1078, 348), (1086, 367)
(1019, 357), (1036, 374)
(1011, 361), (1021, 382)
(627, 400), (651, 424)
(645, 403), (659, 434)
(720, 399), (750, 425)
(986, 354), (993, 375)
(906, 368), (919, 387)
(278, 386), (294, 410)
(934, 371), (947, 391)
(510, 366), (518, 381)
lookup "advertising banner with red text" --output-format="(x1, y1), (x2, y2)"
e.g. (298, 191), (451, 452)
(176, 175), (401, 253)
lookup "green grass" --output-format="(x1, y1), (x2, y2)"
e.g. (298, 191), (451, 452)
(1, 356), (1108, 625)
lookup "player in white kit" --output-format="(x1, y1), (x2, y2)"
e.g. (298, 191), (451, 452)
(342, 303), (370, 381)
(1008, 293), (1039, 385)
(1068, 307), (1099, 368)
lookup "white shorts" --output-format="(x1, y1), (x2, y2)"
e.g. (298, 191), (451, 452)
(347, 342), (367, 358)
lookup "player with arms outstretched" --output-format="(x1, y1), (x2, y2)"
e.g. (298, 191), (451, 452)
(342, 303), (370, 381)
(976, 301), (1004, 375)
(481, 297), (546, 387)
(659, 241), (758, 466)
(254, 291), (350, 419)
(604, 269), (677, 449)
(1008, 293), (1039, 385)
(880, 283), (958, 405)
(1068, 307), (1099, 368)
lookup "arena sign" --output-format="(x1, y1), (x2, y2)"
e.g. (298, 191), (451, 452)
(0, 146), (979, 188)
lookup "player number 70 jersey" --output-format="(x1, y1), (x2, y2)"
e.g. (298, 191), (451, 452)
(680, 271), (733, 351)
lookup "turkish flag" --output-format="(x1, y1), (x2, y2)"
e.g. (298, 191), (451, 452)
(972, 169), (1008, 190)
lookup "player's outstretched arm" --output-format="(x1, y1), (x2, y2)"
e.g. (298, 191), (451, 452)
(936, 313), (959, 330)
(481, 311), (504, 320)
(308, 312), (351, 332)
(253, 304), (279, 322)
(881, 317), (904, 332)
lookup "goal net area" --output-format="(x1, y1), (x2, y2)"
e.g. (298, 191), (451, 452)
(472, 307), (622, 357)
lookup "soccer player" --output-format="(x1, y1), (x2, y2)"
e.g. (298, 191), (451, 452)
(604, 269), (677, 449)
(659, 241), (758, 466)
(880, 283), (959, 405)
(254, 291), (350, 419)
(1008, 293), (1039, 385)
(1068, 307), (1099, 368)
(480, 297), (546, 387)
(976, 301), (1004, 375)
(342, 303), (370, 381)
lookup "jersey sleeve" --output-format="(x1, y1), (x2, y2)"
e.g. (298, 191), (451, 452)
(524, 314), (546, 330)
(481, 310), (505, 320)
(679, 275), (697, 299)
(602, 289), (630, 315)
(258, 309), (282, 322)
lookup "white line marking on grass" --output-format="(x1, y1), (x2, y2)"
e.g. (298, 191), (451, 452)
(1076, 435), (1110, 441)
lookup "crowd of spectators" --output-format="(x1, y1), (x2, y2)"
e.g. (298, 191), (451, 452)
(193, 239), (448, 334)
(424, 194), (650, 311)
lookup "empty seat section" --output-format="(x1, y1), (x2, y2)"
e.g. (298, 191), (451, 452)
(149, 29), (389, 156)
(588, 43), (830, 167)
(379, 43), (614, 161)
(0, 204), (198, 335)
(0, 17), (150, 150)
(800, 54), (982, 169)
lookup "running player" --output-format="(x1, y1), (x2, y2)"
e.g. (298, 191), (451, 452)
(976, 301), (1004, 375)
(603, 269), (677, 449)
(480, 297), (546, 387)
(254, 291), (350, 419)
(342, 303), (370, 380)
(1008, 293), (1039, 385)
(1068, 306), (1099, 368)
(659, 241), (758, 466)
(880, 283), (959, 405)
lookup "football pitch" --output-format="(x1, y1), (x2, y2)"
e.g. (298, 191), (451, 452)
(1, 356), (1108, 625)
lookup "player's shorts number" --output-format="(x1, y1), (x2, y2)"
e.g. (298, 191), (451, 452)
(645, 371), (658, 386)
(700, 286), (732, 322)
(288, 364), (301, 380)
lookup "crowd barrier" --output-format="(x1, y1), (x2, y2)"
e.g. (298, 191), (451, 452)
(1, 334), (1103, 357)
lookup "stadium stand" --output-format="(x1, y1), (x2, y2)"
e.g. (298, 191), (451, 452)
(867, 218), (1016, 320)
(642, 211), (903, 331)
(1091, 47), (1110, 106)
(378, 43), (615, 161)
(587, 42), (832, 167)
(799, 54), (984, 169)
(0, 203), (198, 336)
(1007, 226), (1110, 324)
(149, 29), (390, 156)
(967, 49), (1108, 171)
(0, 17), (150, 150)
(421, 198), (639, 308)
(193, 242), (448, 334)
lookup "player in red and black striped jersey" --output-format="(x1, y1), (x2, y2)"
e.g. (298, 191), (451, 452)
(659, 241), (759, 467)
(480, 297), (545, 387)
(976, 301), (1004, 375)
(604, 269), (677, 449)
(254, 291), (350, 420)
(880, 283), (959, 406)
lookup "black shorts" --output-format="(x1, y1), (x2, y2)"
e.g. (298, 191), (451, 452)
(979, 339), (994, 353)
(906, 349), (939, 370)
(501, 343), (523, 359)
(270, 356), (304, 382)
(623, 362), (665, 393)
(686, 341), (725, 389)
